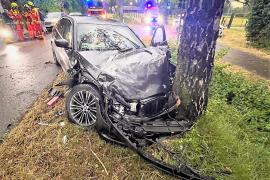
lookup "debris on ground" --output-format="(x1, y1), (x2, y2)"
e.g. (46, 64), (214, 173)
(38, 122), (52, 126)
(55, 111), (65, 117)
(62, 135), (68, 144)
(48, 88), (64, 97)
(59, 122), (65, 127)
(44, 61), (54, 65)
(47, 96), (61, 106)
(90, 145), (109, 176)
(6, 123), (12, 130)
(47, 88), (64, 107)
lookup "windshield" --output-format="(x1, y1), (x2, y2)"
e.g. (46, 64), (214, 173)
(77, 24), (145, 51)
(47, 12), (62, 18)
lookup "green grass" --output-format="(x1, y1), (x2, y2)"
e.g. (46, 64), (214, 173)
(170, 48), (270, 180)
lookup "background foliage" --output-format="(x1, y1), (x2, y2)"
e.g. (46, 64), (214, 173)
(246, 0), (270, 50)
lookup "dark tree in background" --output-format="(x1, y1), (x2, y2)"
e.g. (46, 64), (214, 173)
(0, 0), (11, 9)
(246, 0), (270, 49)
(173, 0), (226, 121)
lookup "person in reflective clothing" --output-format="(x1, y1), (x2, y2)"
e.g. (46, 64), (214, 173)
(8, 2), (24, 41)
(23, 4), (35, 39)
(27, 1), (44, 39)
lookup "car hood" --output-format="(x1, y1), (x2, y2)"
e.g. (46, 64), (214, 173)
(78, 47), (170, 100)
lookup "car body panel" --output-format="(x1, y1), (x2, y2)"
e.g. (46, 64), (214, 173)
(96, 48), (170, 100)
(77, 47), (170, 100)
(51, 29), (71, 71)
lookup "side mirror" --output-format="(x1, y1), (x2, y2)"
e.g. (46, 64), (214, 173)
(150, 26), (167, 47)
(55, 39), (70, 49)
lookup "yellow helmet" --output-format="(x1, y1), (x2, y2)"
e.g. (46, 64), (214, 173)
(11, 2), (18, 8)
(27, 1), (34, 7)
(24, 4), (30, 9)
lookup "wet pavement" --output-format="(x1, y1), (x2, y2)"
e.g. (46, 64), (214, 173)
(131, 24), (270, 80)
(216, 44), (270, 80)
(0, 37), (60, 137)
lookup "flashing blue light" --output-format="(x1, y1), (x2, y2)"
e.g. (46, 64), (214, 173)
(145, 1), (153, 8)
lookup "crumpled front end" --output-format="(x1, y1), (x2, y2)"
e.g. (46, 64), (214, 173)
(98, 47), (171, 99)
(67, 48), (208, 180)
(96, 47), (174, 118)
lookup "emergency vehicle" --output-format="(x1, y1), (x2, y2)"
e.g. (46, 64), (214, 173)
(144, 0), (163, 27)
(85, 0), (106, 18)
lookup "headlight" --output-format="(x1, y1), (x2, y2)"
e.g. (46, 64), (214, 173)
(0, 28), (12, 39)
(157, 15), (163, 24)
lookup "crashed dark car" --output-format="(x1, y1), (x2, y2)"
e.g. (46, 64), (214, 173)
(51, 16), (209, 179)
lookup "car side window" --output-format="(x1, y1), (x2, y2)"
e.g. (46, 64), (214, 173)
(61, 19), (73, 46)
(53, 22), (62, 40)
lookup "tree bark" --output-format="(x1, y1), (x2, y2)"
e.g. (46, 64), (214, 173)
(173, 0), (225, 121)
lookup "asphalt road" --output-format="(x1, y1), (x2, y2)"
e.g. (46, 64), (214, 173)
(217, 44), (270, 79)
(0, 37), (60, 138)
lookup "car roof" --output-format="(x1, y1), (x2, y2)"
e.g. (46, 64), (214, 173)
(48, 12), (62, 14)
(66, 15), (127, 26)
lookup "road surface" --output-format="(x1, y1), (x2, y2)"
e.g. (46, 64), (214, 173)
(130, 24), (270, 80)
(217, 44), (270, 79)
(0, 37), (60, 138)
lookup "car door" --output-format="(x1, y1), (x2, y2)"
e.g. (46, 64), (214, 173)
(150, 26), (168, 47)
(150, 26), (175, 75)
(52, 18), (73, 72)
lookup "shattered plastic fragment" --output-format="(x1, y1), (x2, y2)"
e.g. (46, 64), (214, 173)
(60, 122), (65, 127)
(62, 135), (68, 144)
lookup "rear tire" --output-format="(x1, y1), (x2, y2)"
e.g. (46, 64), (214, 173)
(65, 84), (103, 128)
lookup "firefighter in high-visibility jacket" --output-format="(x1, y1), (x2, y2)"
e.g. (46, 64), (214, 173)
(23, 4), (35, 39)
(8, 2), (24, 41)
(27, 1), (44, 39)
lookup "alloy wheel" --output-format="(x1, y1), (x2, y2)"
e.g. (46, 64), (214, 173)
(69, 90), (97, 126)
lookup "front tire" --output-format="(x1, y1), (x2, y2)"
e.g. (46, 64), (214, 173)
(66, 84), (103, 128)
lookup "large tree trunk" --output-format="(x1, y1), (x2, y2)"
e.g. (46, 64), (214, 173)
(173, 0), (225, 121)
